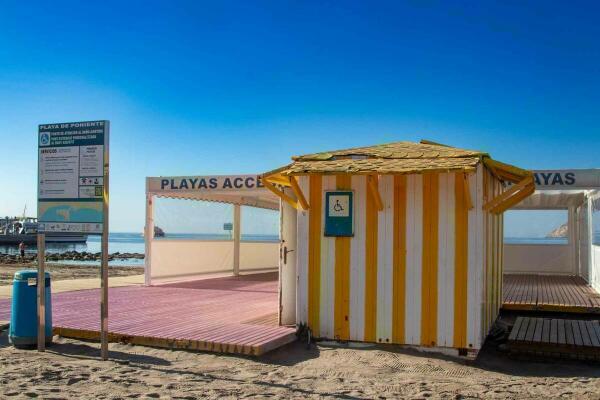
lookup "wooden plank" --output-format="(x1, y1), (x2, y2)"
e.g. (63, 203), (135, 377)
(516, 317), (530, 342)
(588, 321), (600, 343)
(533, 318), (543, 343)
(557, 319), (566, 346)
(584, 321), (599, 348)
(541, 319), (550, 344)
(565, 320), (575, 346)
(525, 318), (537, 343)
(572, 320), (583, 347)
(578, 320), (592, 347)
(591, 321), (600, 346)
(508, 317), (524, 342)
(550, 319), (558, 344)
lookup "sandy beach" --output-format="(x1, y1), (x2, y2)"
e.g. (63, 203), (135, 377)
(0, 330), (599, 399)
(0, 266), (598, 398)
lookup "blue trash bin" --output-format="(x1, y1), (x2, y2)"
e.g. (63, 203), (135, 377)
(9, 270), (52, 347)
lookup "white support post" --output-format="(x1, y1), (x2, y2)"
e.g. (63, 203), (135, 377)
(573, 206), (580, 276)
(588, 193), (596, 286)
(144, 189), (154, 286)
(568, 206), (577, 276)
(233, 204), (241, 276)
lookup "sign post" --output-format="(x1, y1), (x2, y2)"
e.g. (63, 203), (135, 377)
(101, 133), (109, 360)
(37, 120), (110, 359)
(36, 233), (45, 352)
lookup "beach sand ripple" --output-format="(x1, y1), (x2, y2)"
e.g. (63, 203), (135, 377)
(1, 332), (599, 399)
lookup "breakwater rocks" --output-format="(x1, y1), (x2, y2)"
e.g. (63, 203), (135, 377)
(0, 251), (145, 264)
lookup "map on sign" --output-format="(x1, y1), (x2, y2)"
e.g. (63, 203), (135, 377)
(37, 121), (109, 234)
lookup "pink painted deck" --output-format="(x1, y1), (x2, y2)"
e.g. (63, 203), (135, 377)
(0, 272), (296, 355)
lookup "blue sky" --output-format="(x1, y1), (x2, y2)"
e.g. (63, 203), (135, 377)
(1, 1), (599, 233)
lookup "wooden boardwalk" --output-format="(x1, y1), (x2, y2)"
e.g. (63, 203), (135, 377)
(503, 274), (600, 313)
(0, 272), (296, 356)
(508, 316), (600, 360)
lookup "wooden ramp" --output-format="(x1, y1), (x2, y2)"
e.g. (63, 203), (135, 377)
(508, 316), (600, 360)
(0, 272), (296, 356)
(503, 274), (600, 313)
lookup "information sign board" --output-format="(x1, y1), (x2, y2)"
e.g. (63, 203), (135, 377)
(37, 120), (109, 234)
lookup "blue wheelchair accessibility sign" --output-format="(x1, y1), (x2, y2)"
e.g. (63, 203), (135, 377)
(324, 191), (354, 237)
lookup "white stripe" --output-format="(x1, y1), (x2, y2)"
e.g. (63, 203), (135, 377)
(320, 176), (336, 339)
(467, 166), (484, 349)
(478, 166), (486, 347)
(376, 175), (394, 343)
(405, 174), (423, 345)
(349, 175), (366, 341)
(437, 173), (455, 347)
(296, 176), (309, 324)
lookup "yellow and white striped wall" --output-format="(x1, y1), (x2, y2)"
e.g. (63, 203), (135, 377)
(294, 164), (503, 351)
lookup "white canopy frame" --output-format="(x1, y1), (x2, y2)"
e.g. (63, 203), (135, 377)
(506, 169), (600, 283)
(144, 175), (280, 285)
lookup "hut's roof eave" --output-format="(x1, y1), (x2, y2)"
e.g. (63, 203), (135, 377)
(263, 140), (530, 184)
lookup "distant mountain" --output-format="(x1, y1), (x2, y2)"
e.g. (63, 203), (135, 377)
(546, 223), (568, 238)
(154, 226), (165, 237)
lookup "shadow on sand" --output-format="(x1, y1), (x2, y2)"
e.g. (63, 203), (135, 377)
(0, 331), (171, 366)
(3, 325), (599, 383)
(311, 338), (600, 379)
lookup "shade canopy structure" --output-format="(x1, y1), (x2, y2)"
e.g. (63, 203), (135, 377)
(144, 175), (281, 286)
(504, 170), (600, 292)
(146, 175), (279, 210)
(512, 190), (587, 210)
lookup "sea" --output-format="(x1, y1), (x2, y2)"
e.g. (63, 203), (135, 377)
(0, 232), (279, 267)
(1, 232), (598, 267)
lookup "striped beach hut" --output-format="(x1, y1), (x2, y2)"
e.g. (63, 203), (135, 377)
(263, 140), (534, 356)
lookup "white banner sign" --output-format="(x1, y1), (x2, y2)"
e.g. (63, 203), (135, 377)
(147, 175), (265, 193)
(533, 169), (600, 190)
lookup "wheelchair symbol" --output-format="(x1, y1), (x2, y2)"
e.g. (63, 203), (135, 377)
(333, 199), (344, 212)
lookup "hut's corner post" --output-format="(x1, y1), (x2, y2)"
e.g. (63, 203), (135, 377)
(144, 181), (154, 286)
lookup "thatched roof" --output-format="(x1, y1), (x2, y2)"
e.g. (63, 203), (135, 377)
(264, 140), (529, 183)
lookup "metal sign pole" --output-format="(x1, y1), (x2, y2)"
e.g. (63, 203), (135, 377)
(37, 233), (46, 352)
(100, 136), (110, 360)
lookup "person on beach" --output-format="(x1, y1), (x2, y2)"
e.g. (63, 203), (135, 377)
(19, 241), (26, 258)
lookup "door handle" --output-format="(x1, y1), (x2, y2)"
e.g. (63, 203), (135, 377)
(283, 246), (295, 264)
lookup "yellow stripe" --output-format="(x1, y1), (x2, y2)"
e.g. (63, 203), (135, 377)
(364, 175), (378, 342)
(453, 172), (468, 348)
(392, 175), (407, 344)
(421, 173), (439, 346)
(334, 175), (351, 340)
(308, 175), (322, 337)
